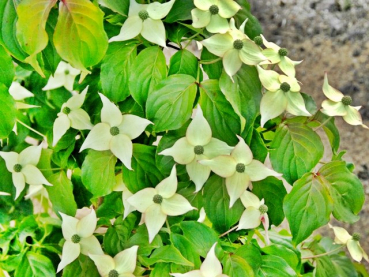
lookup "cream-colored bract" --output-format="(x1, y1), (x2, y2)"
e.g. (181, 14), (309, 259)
(42, 61), (80, 91)
(113, 173), (136, 219)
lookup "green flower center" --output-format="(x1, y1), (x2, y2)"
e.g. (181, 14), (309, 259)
(64, 69), (70, 75)
(108, 269), (119, 277)
(153, 194), (163, 204)
(13, 164), (22, 172)
(62, 106), (71, 115)
(352, 232), (361, 241)
(110, 126), (120, 136)
(341, 96), (352, 106)
(278, 48), (288, 57)
(233, 39), (244, 50)
(209, 5), (219, 15)
(236, 163), (245, 173)
(259, 204), (268, 214)
(194, 145), (204, 155)
(71, 234), (81, 244)
(280, 82), (291, 92)
(253, 36), (263, 46)
(139, 10), (149, 20)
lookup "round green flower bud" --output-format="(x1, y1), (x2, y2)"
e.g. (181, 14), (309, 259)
(278, 48), (288, 57)
(253, 36), (263, 46)
(108, 270), (119, 277)
(352, 232), (361, 241)
(153, 194), (163, 204)
(110, 126), (120, 136)
(62, 106), (71, 115)
(13, 164), (22, 173)
(259, 204), (268, 214)
(233, 39), (244, 50)
(341, 96), (352, 106)
(71, 234), (81, 244)
(209, 5), (219, 15)
(64, 69), (70, 75)
(236, 163), (245, 173)
(139, 10), (149, 20)
(194, 145), (204, 155)
(280, 82), (291, 92)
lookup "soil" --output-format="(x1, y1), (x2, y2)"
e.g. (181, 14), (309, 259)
(249, 0), (369, 262)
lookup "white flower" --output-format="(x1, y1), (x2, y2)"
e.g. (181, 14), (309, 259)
(171, 242), (229, 277)
(191, 0), (241, 33)
(159, 105), (233, 192)
(113, 173), (136, 219)
(329, 224), (368, 262)
(200, 136), (280, 207)
(43, 61), (80, 91)
(0, 145), (52, 199)
(256, 65), (311, 126)
(128, 165), (195, 243)
(202, 18), (266, 79)
(57, 209), (103, 272)
(89, 246), (138, 277)
(80, 93), (152, 170)
(321, 73), (368, 129)
(52, 87), (93, 146)
(109, 0), (175, 47)
(9, 82), (39, 109)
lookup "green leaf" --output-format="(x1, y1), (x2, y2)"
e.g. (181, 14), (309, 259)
(270, 122), (324, 184)
(0, 44), (14, 87)
(149, 263), (171, 277)
(0, 83), (16, 139)
(96, 191), (123, 219)
(283, 172), (333, 245)
(165, 0), (195, 22)
(81, 150), (117, 197)
(199, 79), (240, 145)
(122, 144), (165, 193)
(201, 47), (223, 79)
(99, 0), (129, 16)
(171, 234), (201, 272)
(223, 254), (255, 277)
(147, 74), (197, 132)
(244, 128), (267, 162)
(252, 177), (287, 226)
(262, 244), (300, 273)
(142, 245), (193, 267)
(126, 224), (162, 256)
(46, 171), (77, 217)
(101, 42), (137, 102)
(42, 8), (61, 74)
(234, 0), (262, 39)
(168, 49), (199, 79)
(203, 175), (243, 233)
(62, 255), (100, 277)
(258, 255), (298, 277)
(53, 0), (108, 74)
(235, 244), (262, 273)
(129, 46), (167, 108)
(15, 252), (55, 277)
(167, 24), (192, 46)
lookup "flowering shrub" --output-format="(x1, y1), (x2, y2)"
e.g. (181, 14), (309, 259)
(0, 0), (368, 276)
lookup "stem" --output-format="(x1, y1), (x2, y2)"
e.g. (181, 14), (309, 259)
(313, 116), (332, 131)
(16, 119), (46, 139)
(166, 43), (181, 51)
(183, 32), (202, 49)
(302, 245), (345, 259)
(39, 168), (63, 171)
(219, 225), (238, 237)
(166, 219), (171, 234)
(200, 57), (222, 64)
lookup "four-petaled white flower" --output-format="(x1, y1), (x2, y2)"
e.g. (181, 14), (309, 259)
(89, 245), (139, 277)
(256, 65), (311, 127)
(53, 87), (93, 146)
(57, 209), (103, 272)
(109, 0), (175, 48)
(159, 105), (233, 192)
(80, 93), (152, 170)
(43, 61), (80, 91)
(202, 18), (267, 79)
(191, 0), (241, 34)
(329, 224), (368, 262)
(113, 173), (136, 219)
(171, 242), (229, 277)
(200, 136), (280, 207)
(0, 145), (52, 199)
(321, 73), (368, 129)
(128, 165), (195, 243)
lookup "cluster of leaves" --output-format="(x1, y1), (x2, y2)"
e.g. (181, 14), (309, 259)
(0, 0), (367, 276)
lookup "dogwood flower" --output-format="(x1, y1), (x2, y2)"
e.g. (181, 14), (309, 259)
(159, 105), (233, 192)
(0, 145), (52, 199)
(238, 191), (269, 231)
(113, 173), (136, 219)
(256, 65), (311, 126)
(52, 87), (93, 146)
(329, 224), (368, 262)
(43, 61), (80, 91)
(57, 209), (103, 272)
(89, 246), (138, 277)
(202, 18), (266, 79)
(191, 0), (241, 33)
(171, 242), (228, 277)
(200, 136), (280, 207)
(9, 82), (39, 109)
(80, 93), (152, 170)
(321, 73), (368, 129)
(128, 165), (195, 243)
(109, 0), (175, 47)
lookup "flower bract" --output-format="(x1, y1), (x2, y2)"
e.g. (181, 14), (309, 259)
(113, 173), (136, 219)
(43, 61), (80, 91)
